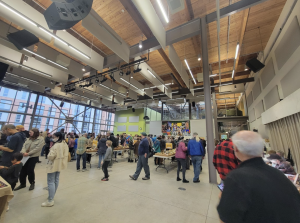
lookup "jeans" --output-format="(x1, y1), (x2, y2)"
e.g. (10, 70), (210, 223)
(102, 161), (110, 178)
(47, 171), (60, 201)
(19, 156), (39, 185)
(176, 158), (187, 180)
(72, 148), (77, 160)
(41, 145), (46, 156)
(191, 156), (202, 181)
(77, 152), (87, 170)
(133, 154), (150, 179)
(98, 154), (105, 168)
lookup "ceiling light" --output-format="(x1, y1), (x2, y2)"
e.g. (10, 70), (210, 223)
(68, 46), (91, 59)
(235, 43), (239, 59)
(131, 76), (133, 78)
(198, 54), (201, 61)
(244, 64), (248, 71)
(184, 59), (196, 84)
(232, 70), (235, 79)
(165, 83), (172, 85)
(6, 72), (39, 84)
(47, 60), (68, 70)
(139, 40), (142, 49)
(2, 80), (28, 88)
(133, 64), (141, 73)
(126, 69), (131, 76)
(0, 2), (37, 27)
(210, 74), (218, 77)
(234, 85), (237, 89)
(157, 0), (169, 23)
(39, 27), (68, 46)
(23, 48), (46, 60)
(82, 67), (86, 72)
(95, 78), (99, 83)
(119, 70), (124, 76)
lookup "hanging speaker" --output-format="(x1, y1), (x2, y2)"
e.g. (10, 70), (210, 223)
(44, 0), (94, 30)
(132, 108), (135, 112)
(7, 30), (39, 50)
(246, 58), (265, 73)
(0, 62), (9, 83)
(192, 101), (195, 107)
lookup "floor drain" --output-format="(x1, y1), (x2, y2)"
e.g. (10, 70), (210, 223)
(178, 187), (186, 191)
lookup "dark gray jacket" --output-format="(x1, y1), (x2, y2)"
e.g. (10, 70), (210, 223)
(97, 138), (107, 154)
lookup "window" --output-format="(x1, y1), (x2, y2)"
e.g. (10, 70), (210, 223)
(38, 96), (46, 104)
(3, 88), (9, 97)
(0, 100), (12, 111)
(33, 117), (42, 129)
(18, 102), (27, 112)
(21, 91), (28, 100)
(15, 114), (22, 125)
(47, 107), (56, 117)
(60, 109), (68, 118)
(35, 106), (45, 116)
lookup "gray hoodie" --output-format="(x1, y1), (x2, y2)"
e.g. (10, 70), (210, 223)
(104, 147), (112, 162)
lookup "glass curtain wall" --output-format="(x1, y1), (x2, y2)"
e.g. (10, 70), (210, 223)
(0, 86), (115, 135)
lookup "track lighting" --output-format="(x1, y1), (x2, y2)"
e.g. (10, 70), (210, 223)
(119, 70), (124, 76)
(95, 78), (99, 83)
(234, 85), (237, 89)
(126, 68), (131, 76)
(235, 43), (239, 59)
(133, 64), (141, 73)
(100, 77), (108, 83)
(184, 59), (197, 84)
(139, 40), (142, 49)
(157, 0), (169, 23)
(110, 74), (116, 82)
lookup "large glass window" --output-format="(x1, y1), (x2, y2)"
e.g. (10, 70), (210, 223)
(36, 106), (45, 116)
(0, 100), (12, 111)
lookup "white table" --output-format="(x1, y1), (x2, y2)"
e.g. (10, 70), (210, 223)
(153, 154), (175, 173)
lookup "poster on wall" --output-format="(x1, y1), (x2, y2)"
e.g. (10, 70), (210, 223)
(162, 121), (190, 136)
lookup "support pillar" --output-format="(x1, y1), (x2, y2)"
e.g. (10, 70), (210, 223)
(212, 92), (219, 140)
(200, 17), (218, 184)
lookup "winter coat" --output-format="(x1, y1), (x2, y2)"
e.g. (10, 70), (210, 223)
(97, 138), (107, 154)
(46, 141), (69, 173)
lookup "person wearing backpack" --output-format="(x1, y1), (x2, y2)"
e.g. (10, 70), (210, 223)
(128, 136), (134, 163)
(107, 132), (117, 167)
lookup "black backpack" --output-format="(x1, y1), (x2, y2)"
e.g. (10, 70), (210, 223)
(111, 135), (118, 147)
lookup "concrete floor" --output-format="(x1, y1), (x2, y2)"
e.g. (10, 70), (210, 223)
(5, 155), (221, 223)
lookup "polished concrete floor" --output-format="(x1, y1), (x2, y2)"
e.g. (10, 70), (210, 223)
(5, 155), (221, 223)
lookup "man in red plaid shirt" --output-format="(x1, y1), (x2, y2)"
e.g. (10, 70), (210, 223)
(213, 139), (239, 181)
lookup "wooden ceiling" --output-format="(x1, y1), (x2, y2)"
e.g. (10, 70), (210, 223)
(1, 0), (287, 108)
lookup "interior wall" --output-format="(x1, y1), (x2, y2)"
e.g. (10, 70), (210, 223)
(114, 108), (145, 135)
(244, 0), (300, 139)
(190, 120), (207, 139)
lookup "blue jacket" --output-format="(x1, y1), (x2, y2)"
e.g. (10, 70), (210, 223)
(187, 139), (204, 156)
(138, 137), (149, 155)
(74, 138), (78, 149)
(153, 140), (161, 152)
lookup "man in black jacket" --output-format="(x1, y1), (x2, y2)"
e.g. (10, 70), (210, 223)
(217, 131), (300, 223)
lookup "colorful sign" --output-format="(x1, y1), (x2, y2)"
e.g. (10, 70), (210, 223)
(162, 121), (190, 136)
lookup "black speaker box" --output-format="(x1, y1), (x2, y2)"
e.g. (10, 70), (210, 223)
(44, 0), (93, 30)
(0, 62), (9, 83)
(246, 58), (265, 73)
(132, 108), (135, 112)
(192, 101), (195, 107)
(7, 30), (39, 50)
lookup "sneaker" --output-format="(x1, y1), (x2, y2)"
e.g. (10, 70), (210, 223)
(82, 169), (86, 172)
(193, 179), (200, 183)
(41, 200), (54, 207)
(183, 179), (189, 183)
(129, 175), (136, 180)
(14, 184), (26, 191)
(77, 169), (80, 172)
(97, 168), (100, 170)
(101, 178), (109, 181)
(177, 177), (181, 181)
(142, 177), (150, 180)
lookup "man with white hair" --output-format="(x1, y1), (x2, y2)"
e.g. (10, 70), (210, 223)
(187, 132), (204, 183)
(217, 131), (300, 223)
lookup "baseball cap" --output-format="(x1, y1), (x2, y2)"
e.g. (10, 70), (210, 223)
(141, 132), (147, 136)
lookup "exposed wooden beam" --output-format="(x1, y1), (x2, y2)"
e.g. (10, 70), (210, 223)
(234, 8), (249, 79)
(119, 0), (186, 88)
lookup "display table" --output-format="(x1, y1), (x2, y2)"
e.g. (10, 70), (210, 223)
(153, 154), (175, 173)
(0, 177), (14, 223)
(113, 146), (129, 162)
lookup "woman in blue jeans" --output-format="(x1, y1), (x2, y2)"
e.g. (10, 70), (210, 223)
(42, 132), (69, 207)
(97, 135), (107, 169)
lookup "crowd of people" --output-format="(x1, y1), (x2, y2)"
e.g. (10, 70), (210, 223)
(0, 123), (299, 222)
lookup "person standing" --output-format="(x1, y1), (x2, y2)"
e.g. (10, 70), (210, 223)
(153, 137), (161, 165)
(15, 128), (45, 191)
(175, 137), (189, 183)
(133, 137), (140, 162)
(129, 132), (150, 180)
(97, 135), (107, 169)
(217, 131), (300, 223)
(72, 134), (79, 161)
(40, 129), (49, 157)
(187, 132), (204, 183)
(86, 135), (94, 164)
(42, 132), (68, 207)
(128, 136), (135, 163)
(44, 133), (52, 159)
(160, 135), (166, 153)
(213, 138), (239, 182)
(0, 125), (26, 167)
(107, 132), (117, 167)
(68, 136), (75, 157)
(76, 133), (88, 172)
(101, 140), (112, 181)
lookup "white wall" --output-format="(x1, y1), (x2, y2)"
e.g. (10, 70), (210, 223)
(244, 0), (300, 139)
(149, 121), (162, 135)
(190, 120), (207, 139)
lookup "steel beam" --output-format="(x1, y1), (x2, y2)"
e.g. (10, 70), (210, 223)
(103, 0), (267, 68)
(200, 17), (218, 184)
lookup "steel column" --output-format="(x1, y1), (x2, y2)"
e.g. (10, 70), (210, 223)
(200, 17), (218, 184)
(212, 92), (219, 140)
(29, 94), (39, 130)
